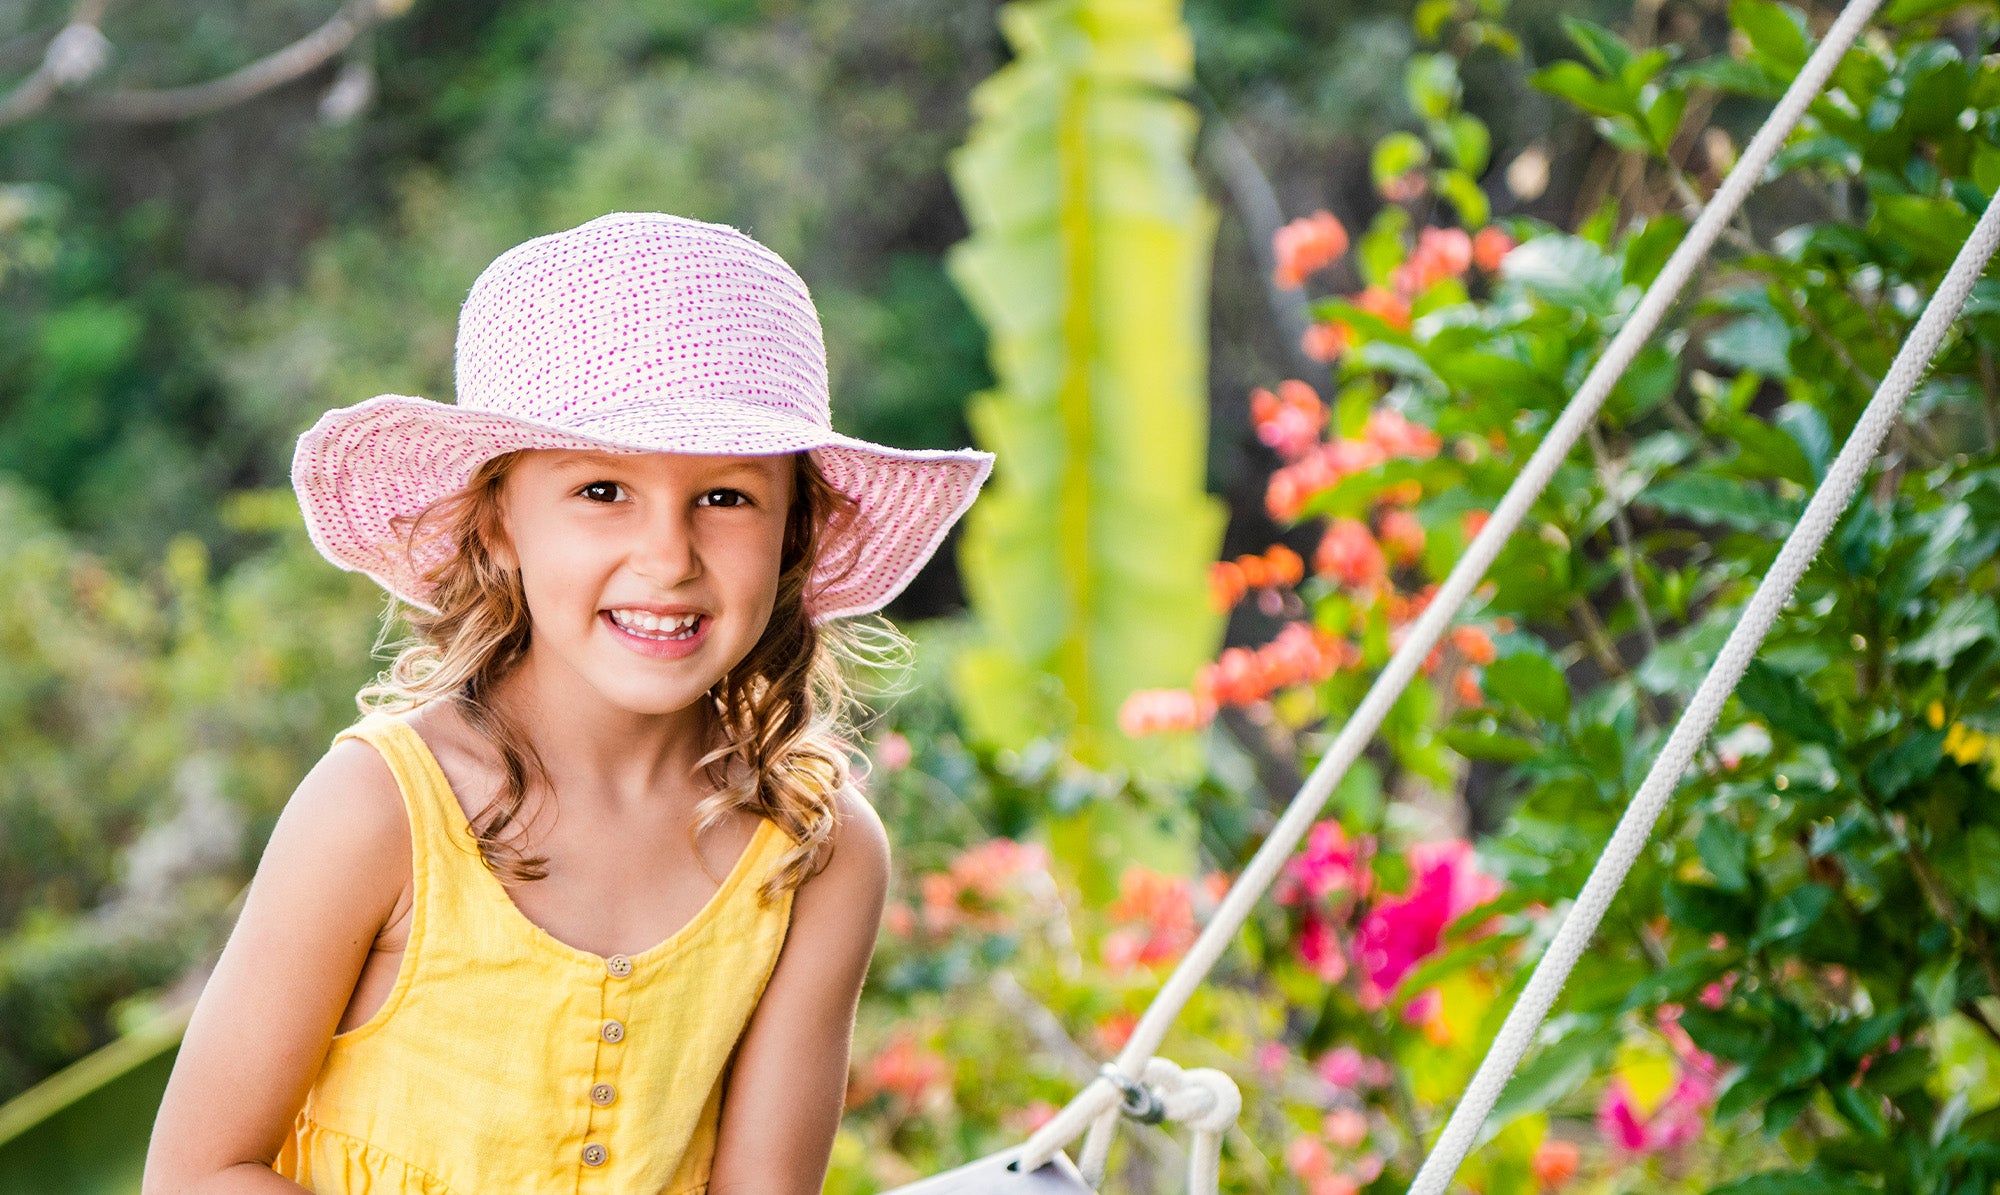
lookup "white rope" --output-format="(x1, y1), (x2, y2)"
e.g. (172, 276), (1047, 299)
(1407, 153), (2000, 1195)
(1010, 0), (1884, 1178)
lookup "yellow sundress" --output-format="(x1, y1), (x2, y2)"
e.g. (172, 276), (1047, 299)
(272, 709), (796, 1193)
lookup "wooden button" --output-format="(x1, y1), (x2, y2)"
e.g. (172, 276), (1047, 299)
(601, 1020), (625, 1044)
(606, 954), (633, 978)
(582, 1142), (606, 1167)
(590, 1082), (615, 1106)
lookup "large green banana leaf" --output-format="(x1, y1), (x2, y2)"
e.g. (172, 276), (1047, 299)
(0, 1003), (189, 1192)
(945, 0), (1226, 797)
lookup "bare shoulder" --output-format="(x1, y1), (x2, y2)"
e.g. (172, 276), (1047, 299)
(799, 783), (890, 897)
(142, 728), (412, 1188)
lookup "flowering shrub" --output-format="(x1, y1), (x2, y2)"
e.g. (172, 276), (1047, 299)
(834, 2), (2000, 1191)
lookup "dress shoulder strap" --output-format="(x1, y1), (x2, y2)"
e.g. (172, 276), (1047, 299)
(331, 709), (466, 871)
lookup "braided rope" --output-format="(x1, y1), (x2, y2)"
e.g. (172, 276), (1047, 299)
(1010, 0), (1885, 1180)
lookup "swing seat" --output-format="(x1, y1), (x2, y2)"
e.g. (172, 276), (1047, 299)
(882, 1147), (1096, 1193)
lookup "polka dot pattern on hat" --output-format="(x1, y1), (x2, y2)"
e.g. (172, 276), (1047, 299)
(290, 212), (993, 622)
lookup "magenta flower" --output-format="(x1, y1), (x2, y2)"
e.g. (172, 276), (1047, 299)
(1277, 819), (1372, 907)
(1353, 840), (1500, 1009)
(1295, 908), (1349, 983)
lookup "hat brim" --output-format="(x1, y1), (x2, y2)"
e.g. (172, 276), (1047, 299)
(290, 393), (994, 622)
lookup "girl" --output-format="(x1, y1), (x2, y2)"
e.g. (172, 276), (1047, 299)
(143, 212), (994, 1193)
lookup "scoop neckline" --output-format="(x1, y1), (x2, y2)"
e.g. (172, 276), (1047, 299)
(377, 709), (780, 974)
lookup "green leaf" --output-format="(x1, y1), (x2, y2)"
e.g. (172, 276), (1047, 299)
(1665, 881), (1757, 936)
(1730, 0), (1810, 72)
(1636, 472), (1802, 532)
(1372, 132), (1430, 191)
(1704, 311), (1795, 377)
(1357, 205), (1412, 288)
(946, 0), (1227, 781)
(1484, 651), (1570, 723)
(1500, 234), (1624, 317)
(1946, 825), (2000, 918)
(1561, 15), (1633, 76)
(1439, 726), (1541, 762)
(1445, 114), (1491, 175)
(1892, 594), (2000, 667)
(1622, 212), (1688, 288)
(1405, 53), (1461, 122)
(1696, 817), (1752, 891)
(1678, 1006), (1765, 1061)
(1480, 1024), (1620, 1144)
(1913, 953), (1959, 1019)
(1754, 883), (1834, 946)
(1864, 729), (1944, 800)
(1644, 87), (1689, 154)
(1531, 61), (1632, 119)
(1435, 168), (1490, 228)
(1712, 1169), (1873, 1195)
(1735, 660), (1841, 748)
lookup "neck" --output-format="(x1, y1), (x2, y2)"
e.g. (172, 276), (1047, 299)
(477, 649), (723, 818)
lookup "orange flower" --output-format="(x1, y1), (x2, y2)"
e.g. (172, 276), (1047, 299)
(1266, 543), (1305, 586)
(1363, 408), (1442, 459)
(1303, 320), (1352, 363)
(848, 1030), (949, 1110)
(1393, 226), (1474, 294)
(1377, 509), (1425, 568)
(1450, 624), (1497, 665)
(1102, 865), (1198, 971)
(1473, 225), (1517, 273)
(1354, 285), (1412, 332)
(1315, 518), (1388, 590)
(1461, 508), (1491, 539)
(1095, 1011), (1138, 1052)
(1274, 210), (1351, 289)
(1453, 668), (1485, 706)
(1531, 1138), (1581, 1189)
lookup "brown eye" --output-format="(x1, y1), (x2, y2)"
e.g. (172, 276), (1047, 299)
(578, 481), (625, 503)
(698, 488), (751, 508)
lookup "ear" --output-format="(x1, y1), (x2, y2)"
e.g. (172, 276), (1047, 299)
(481, 505), (519, 573)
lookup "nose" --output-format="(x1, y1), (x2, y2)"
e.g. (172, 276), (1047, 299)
(627, 501), (702, 588)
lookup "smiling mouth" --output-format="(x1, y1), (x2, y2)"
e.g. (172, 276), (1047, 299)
(604, 610), (704, 641)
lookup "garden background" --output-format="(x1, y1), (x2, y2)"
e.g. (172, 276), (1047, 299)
(1, 0), (1998, 1190)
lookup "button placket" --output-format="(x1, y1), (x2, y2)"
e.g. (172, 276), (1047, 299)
(581, 954), (634, 1176)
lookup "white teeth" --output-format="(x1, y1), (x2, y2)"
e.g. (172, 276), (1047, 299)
(608, 609), (700, 639)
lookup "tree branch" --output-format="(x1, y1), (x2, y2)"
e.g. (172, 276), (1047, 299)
(3, 0), (401, 128)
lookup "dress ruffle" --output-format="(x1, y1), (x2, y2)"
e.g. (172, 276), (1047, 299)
(275, 1115), (459, 1194)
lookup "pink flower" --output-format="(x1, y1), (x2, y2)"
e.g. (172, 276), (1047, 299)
(875, 731), (912, 771)
(1276, 820), (1371, 906)
(1286, 1133), (1332, 1178)
(1255, 1041), (1289, 1076)
(1118, 687), (1218, 736)
(1295, 909), (1349, 983)
(1596, 1053), (1719, 1155)
(1322, 1107), (1368, 1150)
(1314, 1046), (1390, 1092)
(1353, 840), (1500, 1009)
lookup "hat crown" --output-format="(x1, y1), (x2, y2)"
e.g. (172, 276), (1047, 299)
(452, 212), (832, 436)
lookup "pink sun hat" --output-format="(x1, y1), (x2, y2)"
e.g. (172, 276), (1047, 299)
(290, 211), (995, 623)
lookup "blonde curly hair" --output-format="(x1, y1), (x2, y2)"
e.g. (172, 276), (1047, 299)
(353, 449), (906, 906)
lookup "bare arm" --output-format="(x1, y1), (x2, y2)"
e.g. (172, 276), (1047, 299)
(708, 786), (891, 1194)
(143, 736), (412, 1194)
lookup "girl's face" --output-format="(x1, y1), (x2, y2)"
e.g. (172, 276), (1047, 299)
(488, 448), (796, 718)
